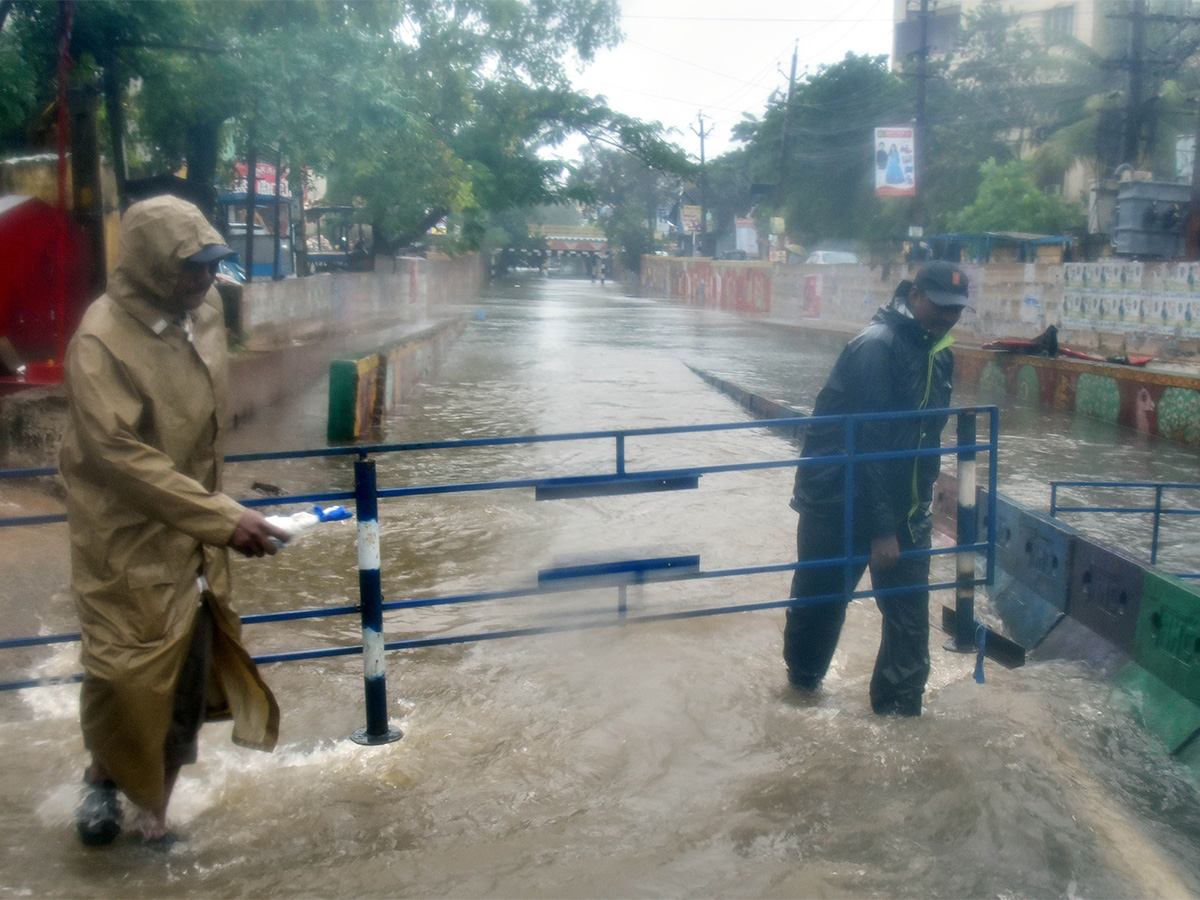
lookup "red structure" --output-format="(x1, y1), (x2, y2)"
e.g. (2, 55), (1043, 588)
(0, 195), (95, 389)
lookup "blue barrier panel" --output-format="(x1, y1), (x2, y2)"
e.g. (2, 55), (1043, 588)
(979, 492), (1077, 649)
(992, 494), (1077, 612)
(2, 406), (1001, 705)
(538, 555), (701, 587)
(985, 568), (1065, 650)
(1068, 536), (1144, 653)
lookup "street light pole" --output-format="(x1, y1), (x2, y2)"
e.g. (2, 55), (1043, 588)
(692, 111), (712, 257)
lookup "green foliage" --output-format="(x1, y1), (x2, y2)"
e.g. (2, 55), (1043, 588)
(0, 23), (38, 151)
(726, 53), (909, 248)
(2, 0), (680, 253)
(949, 159), (1084, 234)
(569, 143), (677, 272)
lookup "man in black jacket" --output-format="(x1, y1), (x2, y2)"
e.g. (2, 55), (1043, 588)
(784, 260), (972, 716)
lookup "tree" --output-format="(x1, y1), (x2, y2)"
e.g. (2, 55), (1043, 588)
(3, 0), (677, 253)
(949, 158), (1084, 234)
(569, 142), (683, 273)
(731, 53), (911, 250)
(0, 13), (38, 151)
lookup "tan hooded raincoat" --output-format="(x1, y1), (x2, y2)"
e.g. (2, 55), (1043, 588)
(59, 196), (278, 812)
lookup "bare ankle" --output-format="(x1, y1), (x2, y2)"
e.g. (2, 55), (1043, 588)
(84, 761), (111, 785)
(131, 808), (168, 841)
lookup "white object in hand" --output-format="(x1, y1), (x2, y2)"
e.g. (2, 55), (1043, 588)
(264, 511), (320, 546)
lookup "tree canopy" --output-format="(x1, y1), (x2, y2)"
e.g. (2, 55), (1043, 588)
(949, 158), (1085, 234)
(0, 0), (694, 251)
(9, 1), (1200, 265)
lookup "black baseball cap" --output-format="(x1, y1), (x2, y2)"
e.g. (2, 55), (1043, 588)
(188, 243), (237, 264)
(914, 260), (972, 310)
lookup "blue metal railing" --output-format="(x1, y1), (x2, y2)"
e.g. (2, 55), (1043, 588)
(1, 407), (999, 738)
(1050, 480), (1200, 579)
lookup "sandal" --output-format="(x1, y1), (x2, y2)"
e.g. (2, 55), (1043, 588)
(76, 778), (122, 846)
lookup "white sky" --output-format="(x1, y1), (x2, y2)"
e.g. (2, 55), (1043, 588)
(567, 0), (896, 161)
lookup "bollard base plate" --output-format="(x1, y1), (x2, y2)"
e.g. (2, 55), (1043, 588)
(941, 606), (1026, 668)
(350, 725), (403, 746)
(942, 637), (976, 654)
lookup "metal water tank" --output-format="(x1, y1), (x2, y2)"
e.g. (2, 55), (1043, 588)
(1112, 180), (1189, 258)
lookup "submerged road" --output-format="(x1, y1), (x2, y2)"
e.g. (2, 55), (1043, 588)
(0, 275), (1198, 898)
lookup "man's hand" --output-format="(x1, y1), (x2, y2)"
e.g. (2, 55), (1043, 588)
(870, 533), (901, 570)
(229, 509), (292, 558)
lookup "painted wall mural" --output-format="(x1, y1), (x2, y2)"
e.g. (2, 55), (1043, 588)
(1157, 387), (1200, 446)
(954, 348), (1200, 447)
(640, 257), (771, 314)
(1075, 373), (1121, 423)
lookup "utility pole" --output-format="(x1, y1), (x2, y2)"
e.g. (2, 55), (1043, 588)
(1104, 2), (1200, 255)
(1105, 2), (1200, 169)
(911, 0), (931, 234)
(244, 136), (257, 284)
(777, 42), (798, 207)
(691, 111), (712, 257)
(1123, 0), (1147, 167)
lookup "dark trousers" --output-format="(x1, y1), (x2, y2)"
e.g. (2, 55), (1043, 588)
(164, 603), (213, 769)
(783, 510), (931, 716)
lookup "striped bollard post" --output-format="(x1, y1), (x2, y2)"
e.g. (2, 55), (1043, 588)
(945, 412), (978, 653)
(351, 456), (402, 745)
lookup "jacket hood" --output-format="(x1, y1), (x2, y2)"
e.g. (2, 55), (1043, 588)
(107, 196), (226, 310)
(875, 299), (949, 346)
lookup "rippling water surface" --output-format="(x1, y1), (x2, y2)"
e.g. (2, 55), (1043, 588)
(1, 276), (1198, 898)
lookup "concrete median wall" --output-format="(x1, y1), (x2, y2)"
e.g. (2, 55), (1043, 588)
(0, 254), (484, 466)
(326, 318), (467, 442)
(224, 253), (482, 429)
(236, 253), (483, 351)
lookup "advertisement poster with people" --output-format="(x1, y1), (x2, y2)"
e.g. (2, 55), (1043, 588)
(874, 127), (915, 197)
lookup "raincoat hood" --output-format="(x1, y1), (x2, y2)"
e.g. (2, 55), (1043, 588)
(107, 195), (226, 310)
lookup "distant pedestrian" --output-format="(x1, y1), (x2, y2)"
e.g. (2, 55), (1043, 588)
(783, 261), (972, 716)
(60, 195), (290, 845)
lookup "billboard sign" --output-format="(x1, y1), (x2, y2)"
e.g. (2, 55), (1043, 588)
(233, 162), (292, 198)
(874, 127), (915, 198)
(735, 217), (758, 256)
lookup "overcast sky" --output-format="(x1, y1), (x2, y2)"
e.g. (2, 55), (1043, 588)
(566, 0), (896, 161)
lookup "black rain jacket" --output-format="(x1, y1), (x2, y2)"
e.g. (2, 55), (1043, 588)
(791, 301), (954, 547)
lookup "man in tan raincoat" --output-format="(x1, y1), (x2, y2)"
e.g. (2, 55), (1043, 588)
(59, 195), (290, 845)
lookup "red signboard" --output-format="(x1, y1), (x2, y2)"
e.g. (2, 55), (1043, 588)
(232, 162), (292, 198)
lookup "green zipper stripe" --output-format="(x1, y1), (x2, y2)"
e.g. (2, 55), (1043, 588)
(907, 333), (954, 537)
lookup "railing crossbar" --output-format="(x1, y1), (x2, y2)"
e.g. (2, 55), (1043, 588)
(1050, 478), (1200, 578)
(1, 407), (1001, 729)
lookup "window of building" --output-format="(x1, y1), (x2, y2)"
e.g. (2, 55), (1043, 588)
(1044, 5), (1075, 39)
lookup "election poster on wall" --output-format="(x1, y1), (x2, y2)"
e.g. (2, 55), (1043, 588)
(874, 127), (915, 197)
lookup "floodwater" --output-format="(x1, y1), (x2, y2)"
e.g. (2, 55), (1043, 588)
(1, 276), (1199, 898)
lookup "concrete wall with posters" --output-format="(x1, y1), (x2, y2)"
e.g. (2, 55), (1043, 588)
(641, 254), (1200, 448)
(640, 256), (1200, 360)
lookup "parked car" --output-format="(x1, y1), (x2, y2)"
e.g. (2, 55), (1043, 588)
(805, 250), (860, 264)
